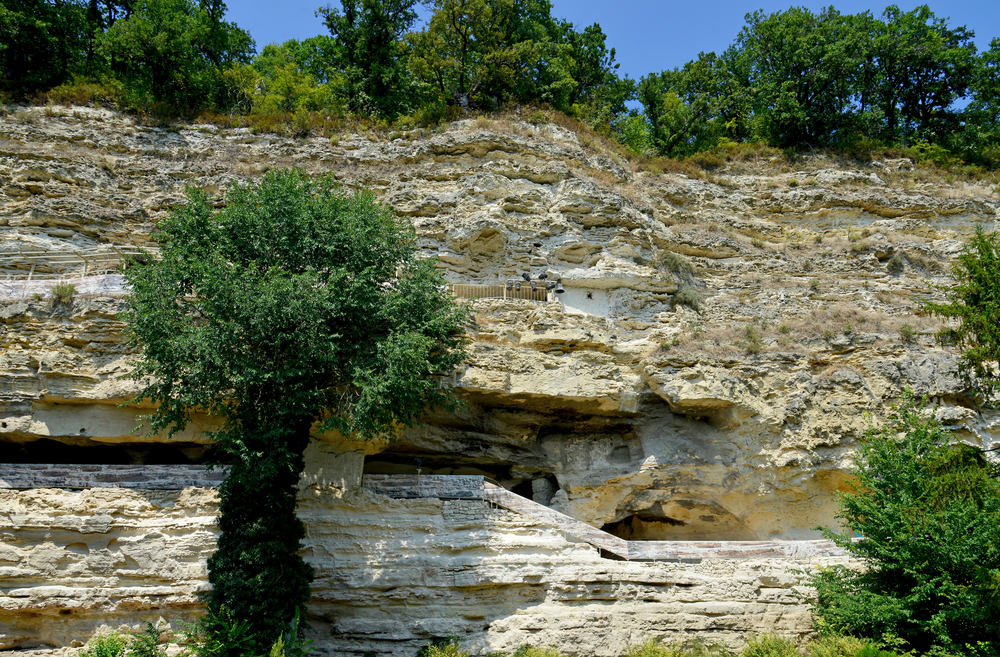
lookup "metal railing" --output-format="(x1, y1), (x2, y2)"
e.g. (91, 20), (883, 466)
(0, 246), (155, 281)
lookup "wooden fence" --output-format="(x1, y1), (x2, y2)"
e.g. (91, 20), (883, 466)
(451, 283), (548, 302)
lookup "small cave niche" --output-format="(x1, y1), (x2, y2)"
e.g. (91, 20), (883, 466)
(601, 499), (753, 540)
(362, 450), (560, 505)
(602, 514), (687, 540)
(0, 438), (215, 465)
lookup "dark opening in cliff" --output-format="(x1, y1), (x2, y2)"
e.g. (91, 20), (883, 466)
(0, 438), (214, 464)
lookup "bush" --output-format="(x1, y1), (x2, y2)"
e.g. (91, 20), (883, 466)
(812, 392), (1000, 656)
(672, 284), (702, 312)
(885, 254), (904, 275)
(127, 622), (166, 657)
(420, 639), (469, 657)
(740, 635), (797, 657)
(80, 630), (128, 657)
(626, 639), (684, 657)
(805, 634), (867, 657)
(50, 282), (76, 303)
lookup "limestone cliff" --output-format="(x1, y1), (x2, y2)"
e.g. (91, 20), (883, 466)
(1, 104), (999, 652)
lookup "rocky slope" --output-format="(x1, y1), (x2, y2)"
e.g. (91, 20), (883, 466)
(1, 104), (999, 650)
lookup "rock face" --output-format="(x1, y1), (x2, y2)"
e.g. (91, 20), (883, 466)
(0, 461), (851, 656)
(1, 104), (1000, 651)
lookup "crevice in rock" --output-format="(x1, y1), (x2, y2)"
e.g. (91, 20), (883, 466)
(0, 437), (214, 464)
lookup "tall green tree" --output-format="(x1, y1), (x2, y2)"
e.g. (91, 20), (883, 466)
(0, 0), (90, 95)
(813, 394), (1000, 655)
(732, 6), (861, 147)
(408, 0), (553, 110)
(319, 0), (416, 118)
(639, 52), (742, 158)
(100, 0), (253, 111)
(124, 169), (468, 652)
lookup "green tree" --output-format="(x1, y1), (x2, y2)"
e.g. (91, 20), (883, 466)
(927, 229), (1000, 404)
(954, 38), (1000, 165)
(0, 0), (90, 95)
(249, 37), (345, 114)
(872, 5), (977, 143)
(639, 51), (741, 157)
(813, 393), (1000, 655)
(123, 169), (468, 652)
(319, 0), (417, 118)
(100, 0), (253, 111)
(407, 0), (554, 110)
(732, 6), (861, 147)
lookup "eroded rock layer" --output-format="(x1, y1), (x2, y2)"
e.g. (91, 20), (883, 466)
(0, 459), (849, 656)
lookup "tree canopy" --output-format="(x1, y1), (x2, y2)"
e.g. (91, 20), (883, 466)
(123, 169), (468, 651)
(7, 0), (1000, 167)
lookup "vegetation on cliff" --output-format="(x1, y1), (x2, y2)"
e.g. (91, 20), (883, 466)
(122, 169), (468, 651)
(4, 1), (999, 167)
(814, 394), (1000, 656)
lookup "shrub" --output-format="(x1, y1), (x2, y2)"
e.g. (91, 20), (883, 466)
(812, 392), (1000, 656)
(805, 634), (867, 657)
(898, 324), (917, 343)
(743, 323), (763, 354)
(420, 639), (469, 657)
(80, 630), (128, 657)
(655, 250), (695, 277)
(672, 284), (702, 312)
(885, 254), (904, 275)
(512, 645), (563, 657)
(50, 282), (76, 303)
(740, 635), (797, 657)
(127, 622), (166, 657)
(626, 639), (684, 657)
(526, 109), (549, 125)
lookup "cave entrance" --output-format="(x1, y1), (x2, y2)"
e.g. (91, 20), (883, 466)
(601, 499), (754, 540)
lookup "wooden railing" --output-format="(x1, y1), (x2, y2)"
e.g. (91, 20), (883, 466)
(451, 283), (549, 302)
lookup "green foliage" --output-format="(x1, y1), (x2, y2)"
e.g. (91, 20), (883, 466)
(124, 169), (468, 651)
(50, 282), (76, 303)
(80, 630), (128, 657)
(0, 0), (91, 95)
(626, 639), (685, 657)
(886, 254), (904, 275)
(739, 636), (797, 657)
(805, 634), (867, 657)
(672, 285), (702, 312)
(185, 606), (258, 657)
(99, 0), (253, 112)
(927, 229), (1000, 403)
(420, 638), (470, 657)
(812, 392), (1000, 656)
(127, 623), (166, 657)
(319, 0), (418, 119)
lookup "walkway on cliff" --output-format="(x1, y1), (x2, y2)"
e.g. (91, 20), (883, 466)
(0, 465), (847, 562)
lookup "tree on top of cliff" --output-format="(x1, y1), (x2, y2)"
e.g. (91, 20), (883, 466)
(123, 168), (468, 653)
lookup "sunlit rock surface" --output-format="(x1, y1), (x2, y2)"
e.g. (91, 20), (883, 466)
(2, 105), (1000, 652)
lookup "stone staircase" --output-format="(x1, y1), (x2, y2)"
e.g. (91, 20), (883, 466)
(362, 474), (848, 562)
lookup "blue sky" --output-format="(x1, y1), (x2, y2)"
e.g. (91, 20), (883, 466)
(225, 1), (1000, 81)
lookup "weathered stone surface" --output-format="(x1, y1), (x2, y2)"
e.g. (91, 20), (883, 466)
(0, 467), (851, 655)
(1, 104), (1000, 652)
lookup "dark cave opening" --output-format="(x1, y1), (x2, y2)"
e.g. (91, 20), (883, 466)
(362, 450), (560, 505)
(0, 438), (215, 465)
